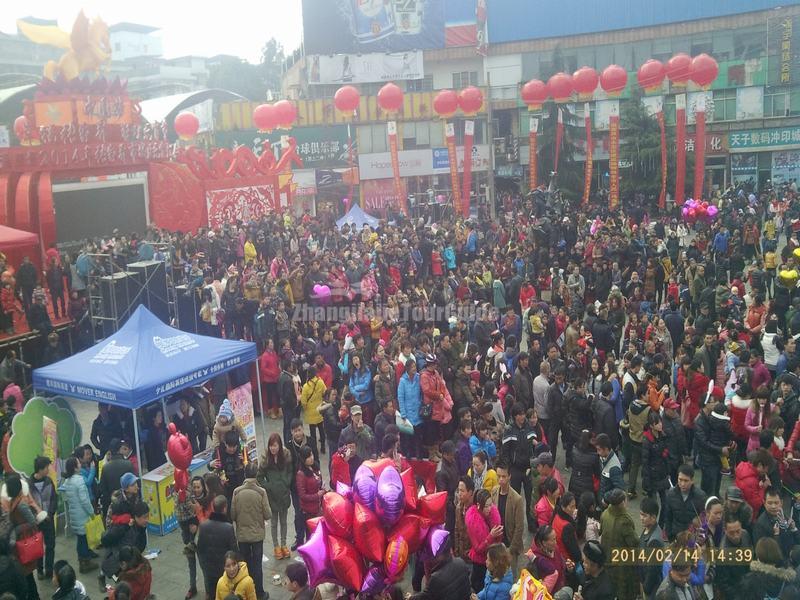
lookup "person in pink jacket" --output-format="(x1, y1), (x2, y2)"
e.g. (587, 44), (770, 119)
(259, 339), (281, 419)
(419, 354), (454, 460)
(465, 488), (504, 593)
(744, 387), (777, 452)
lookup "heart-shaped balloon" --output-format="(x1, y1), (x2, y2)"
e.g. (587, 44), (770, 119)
(384, 536), (409, 581)
(361, 566), (388, 595)
(779, 269), (799, 289)
(322, 492), (353, 538)
(375, 466), (405, 528)
(306, 516), (324, 535)
(362, 457), (395, 478)
(400, 468), (417, 510)
(419, 525), (451, 561)
(353, 502), (385, 563)
(328, 535), (365, 592)
(335, 481), (353, 500)
(353, 464), (378, 510)
(415, 491), (447, 525)
(388, 513), (428, 554)
(793, 247), (800, 263)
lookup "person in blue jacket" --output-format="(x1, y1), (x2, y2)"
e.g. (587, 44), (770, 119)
(469, 420), (497, 460)
(478, 543), (514, 600)
(397, 358), (422, 459)
(348, 354), (374, 425)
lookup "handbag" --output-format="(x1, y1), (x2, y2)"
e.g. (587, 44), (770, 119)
(85, 513), (105, 550)
(395, 412), (414, 435)
(16, 530), (44, 565)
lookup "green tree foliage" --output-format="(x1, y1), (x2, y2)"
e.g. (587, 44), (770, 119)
(207, 38), (286, 101)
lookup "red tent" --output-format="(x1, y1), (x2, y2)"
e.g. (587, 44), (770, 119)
(0, 225), (39, 250)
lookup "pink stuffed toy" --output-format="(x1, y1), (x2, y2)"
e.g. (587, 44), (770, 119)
(167, 422), (193, 502)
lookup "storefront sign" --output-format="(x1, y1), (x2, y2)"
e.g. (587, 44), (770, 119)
(292, 169), (318, 196)
(684, 133), (728, 154)
(729, 126), (800, 151)
(772, 150), (800, 186)
(308, 51), (424, 84)
(731, 153), (758, 186)
(362, 178), (407, 216)
(214, 126), (353, 167)
(770, 15), (800, 85)
(359, 145), (490, 180)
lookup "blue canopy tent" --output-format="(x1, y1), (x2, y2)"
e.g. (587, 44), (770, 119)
(336, 204), (379, 229)
(33, 305), (265, 472)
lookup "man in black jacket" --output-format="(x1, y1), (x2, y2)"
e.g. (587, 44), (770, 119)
(591, 307), (615, 360)
(410, 538), (471, 600)
(511, 352), (534, 408)
(693, 391), (728, 496)
(29, 455), (57, 579)
(501, 403), (538, 530)
(565, 377), (592, 466)
(279, 359), (298, 443)
(545, 366), (568, 463)
(16, 256), (37, 312)
(662, 302), (684, 358)
(752, 486), (800, 558)
(592, 382), (619, 450)
(98, 439), (134, 519)
(197, 495), (237, 600)
(90, 404), (123, 457)
(663, 465), (707, 541)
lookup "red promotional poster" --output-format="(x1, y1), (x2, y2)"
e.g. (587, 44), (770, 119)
(461, 120), (474, 217)
(608, 113), (620, 211)
(362, 178), (407, 217)
(529, 118), (538, 191)
(675, 93), (687, 205)
(657, 110), (667, 209)
(582, 104), (593, 206)
(694, 97), (706, 201)
(554, 108), (564, 174)
(445, 122), (462, 215)
(387, 121), (407, 215)
(206, 184), (278, 228)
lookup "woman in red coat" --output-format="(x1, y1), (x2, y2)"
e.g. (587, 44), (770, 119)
(733, 448), (774, 520)
(677, 357), (710, 448)
(110, 547), (152, 600)
(295, 445), (323, 544)
(259, 338), (281, 419)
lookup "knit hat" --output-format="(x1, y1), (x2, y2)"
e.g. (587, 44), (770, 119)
(120, 472), (138, 490)
(218, 399), (234, 421)
(583, 540), (606, 566)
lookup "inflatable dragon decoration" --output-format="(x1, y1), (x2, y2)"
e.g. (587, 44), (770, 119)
(17, 11), (111, 81)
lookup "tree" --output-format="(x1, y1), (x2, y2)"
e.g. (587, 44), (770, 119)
(620, 89), (694, 200)
(261, 38), (285, 97)
(207, 57), (268, 100)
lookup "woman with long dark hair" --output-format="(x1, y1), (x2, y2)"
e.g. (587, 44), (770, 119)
(258, 433), (293, 560)
(294, 445), (323, 546)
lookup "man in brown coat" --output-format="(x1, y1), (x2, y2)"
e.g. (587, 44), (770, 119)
(231, 462), (272, 600)
(492, 461), (525, 574)
(454, 476), (474, 562)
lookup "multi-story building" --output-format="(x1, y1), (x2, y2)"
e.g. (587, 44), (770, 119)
(221, 0), (800, 215)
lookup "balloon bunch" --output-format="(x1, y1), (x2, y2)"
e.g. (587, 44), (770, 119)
(297, 459), (448, 595)
(681, 199), (718, 224)
(778, 268), (799, 289)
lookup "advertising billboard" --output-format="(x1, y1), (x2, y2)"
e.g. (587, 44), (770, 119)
(302, 0), (445, 54)
(308, 51), (424, 85)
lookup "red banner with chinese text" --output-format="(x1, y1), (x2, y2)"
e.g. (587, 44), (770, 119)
(529, 117), (538, 191)
(608, 114), (620, 211)
(387, 121), (407, 215)
(675, 94), (686, 206)
(694, 100), (706, 201)
(554, 108), (564, 174)
(461, 120), (474, 218)
(657, 110), (667, 209)
(446, 122), (462, 215)
(582, 104), (592, 206)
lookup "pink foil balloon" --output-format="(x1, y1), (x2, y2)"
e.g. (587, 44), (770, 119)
(375, 466), (405, 528)
(297, 520), (335, 587)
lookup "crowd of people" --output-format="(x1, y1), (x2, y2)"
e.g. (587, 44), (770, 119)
(3, 180), (800, 599)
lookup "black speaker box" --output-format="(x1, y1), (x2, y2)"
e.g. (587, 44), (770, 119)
(99, 271), (139, 336)
(176, 285), (200, 334)
(127, 260), (169, 323)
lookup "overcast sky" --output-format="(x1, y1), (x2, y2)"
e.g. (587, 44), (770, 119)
(0, 0), (303, 63)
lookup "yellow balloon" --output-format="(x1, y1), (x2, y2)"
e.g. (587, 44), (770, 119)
(793, 248), (800, 262)
(779, 269), (799, 289)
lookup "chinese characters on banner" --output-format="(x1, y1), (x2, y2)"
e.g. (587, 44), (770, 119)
(608, 113), (620, 211)
(782, 17), (794, 84)
(657, 111), (667, 209)
(462, 120), (474, 217)
(582, 103), (593, 206)
(694, 95), (707, 201)
(476, 0), (488, 56)
(387, 121), (407, 215)
(446, 122), (462, 214)
(227, 383), (258, 461)
(675, 94), (687, 205)
(729, 127), (800, 150)
(529, 117), (538, 191)
(554, 108), (564, 174)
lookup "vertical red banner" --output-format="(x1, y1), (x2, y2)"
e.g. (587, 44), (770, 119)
(461, 120), (474, 217)
(608, 113), (620, 211)
(693, 97), (706, 201)
(445, 122), (462, 216)
(554, 108), (564, 174)
(387, 121), (407, 215)
(347, 123), (355, 205)
(675, 93), (686, 206)
(529, 117), (538, 191)
(582, 103), (593, 206)
(657, 110), (667, 209)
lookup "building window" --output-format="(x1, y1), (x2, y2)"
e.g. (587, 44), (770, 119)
(712, 89), (736, 121)
(452, 71), (478, 89)
(406, 76), (433, 92)
(765, 89), (790, 117)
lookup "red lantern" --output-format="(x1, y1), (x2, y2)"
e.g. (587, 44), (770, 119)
(253, 104), (278, 132)
(521, 79), (548, 110)
(690, 53), (719, 89)
(14, 116), (30, 143)
(572, 67), (599, 100)
(377, 83), (404, 113)
(600, 65), (628, 97)
(666, 53), (692, 87)
(458, 86), (484, 115)
(547, 72), (573, 103)
(637, 59), (666, 93)
(334, 85), (360, 114)
(174, 112), (200, 141)
(273, 100), (297, 128)
(433, 89), (459, 118)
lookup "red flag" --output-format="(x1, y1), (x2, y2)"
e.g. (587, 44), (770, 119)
(693, 96), (707, 201)
(582, 103), (593, 206)
(609, 112), (620, 211)
(529, 117), (538, 191)
(675, 94), (686, 205)
(387, 121), (407, 216)
(445, 122), (461, 215)
(554, 108), (564, 174)
(657, 110), (667, 209)
(461, 120), (474, 218)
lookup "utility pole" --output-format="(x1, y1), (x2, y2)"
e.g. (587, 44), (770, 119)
(487, 71), (497, 219)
